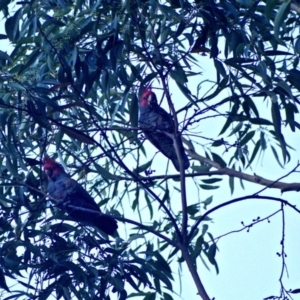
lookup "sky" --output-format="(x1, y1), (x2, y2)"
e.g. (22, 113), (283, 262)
(176, 55), (300, 300)
(1, 4), (300, 300)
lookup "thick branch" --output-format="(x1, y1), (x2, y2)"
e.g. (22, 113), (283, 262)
(180, 246), (211, 300)
(186, 148), (300, 193)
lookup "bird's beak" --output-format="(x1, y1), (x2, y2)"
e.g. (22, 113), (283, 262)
(44, 169), (52, 177)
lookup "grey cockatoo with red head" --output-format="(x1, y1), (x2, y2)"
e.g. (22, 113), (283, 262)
(138, 88), (190, 171)
(43, 157), (118, 236)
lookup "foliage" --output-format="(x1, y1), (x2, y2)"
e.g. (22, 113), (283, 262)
(0, 0), (299, 299)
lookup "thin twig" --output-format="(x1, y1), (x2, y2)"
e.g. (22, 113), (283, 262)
(188, 195), (300, 241)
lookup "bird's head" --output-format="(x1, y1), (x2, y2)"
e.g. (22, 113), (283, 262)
(139, 88), (157, 108)
(43, 156), (65, 179)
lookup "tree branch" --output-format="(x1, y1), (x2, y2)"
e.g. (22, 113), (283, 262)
(180, 246), (211, 300)
(188, 195), (300, 241)
(185, 146), (300, 193)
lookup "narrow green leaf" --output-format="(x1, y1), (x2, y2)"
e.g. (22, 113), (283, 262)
(287, 69), (300, 91)
(120, 91), (129, 115)
(6, 157), (18, 177)
(5, 8), (22, 41)
(127, 234), (145, 242)
(61, 126), (95, 145)
(152, 270), (172, 290)
(276, 81), (293, 99)
(271, 101), (287, 162)
(239, 168), (245, 190)
(192, 165), (211, 172)
(228, 122), (243, 137)
(154, 277), (161, 294)
(212, 139), (224, 147)
(199, 184), (219, 190)
(246, 140), (260, 168)
(170, 69), (188, 84)
(207, 243), (217, 265)
(264, 50), (293, 56)
(187, 203), (199, 216)
(154, 251), (172, 275)
(141, 72), (158, 85)
(43, 15), (66, 27)
(260, 131), (267, 150)
(239, 130), (255, 146)
(17, 280), (35, 290)
(274, 0), (291, 42)
(295, 37), (300, 55)
(163, 293), (174, 300)
(144, 191), (154, 219)
(201, 196), (213, 210)
(0, 0), (10, 11)
(229, 175), (234, 195)
(265, 0), (277, 19)
(160, 27), (171, 45)
(219, 117), (232, 135)
(211, 152), (227, 167)
(271, 145), (283, 168)
(133, 159), (152, 173)
(201, 178), (222, 184)
(111, 276), (124, 292)
(162, 187), (170, 204)
(176, 20), (186, 36)
(250, 118), (272, 125)
(18, 49), (41, 75)
(94, 163), (119, 180)
(243, 96), (259, 118)
(130, 94), (139, 133)
(144, 292), (156, 300)
(125, 274), (140, 292)
(110, 100), (122, 126)
(224, 57), (256, 65)
(5, 82), (25, 90)
(0, 50), (12, 63)
(285, 102), (296, 132)
(214, 59), (227, 79)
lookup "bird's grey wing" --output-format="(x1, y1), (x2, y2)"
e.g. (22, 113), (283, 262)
(63, 177), (101, 212)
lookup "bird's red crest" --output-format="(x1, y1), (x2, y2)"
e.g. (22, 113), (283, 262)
(43, 157), (60, 170)
(140, 88), (153, 107)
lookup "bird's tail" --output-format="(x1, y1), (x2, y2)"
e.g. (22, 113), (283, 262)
(172, 154), (190, 171)
(171, 138), (190, 171)
(95, 214), (118, 236)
